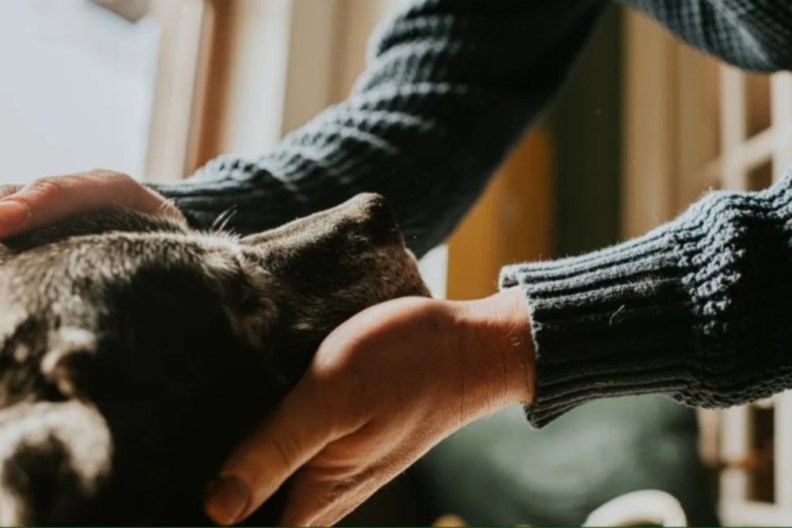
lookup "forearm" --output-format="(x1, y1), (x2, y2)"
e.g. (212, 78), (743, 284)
(501, 175), (792, 426)
(151, 0), (607, 258)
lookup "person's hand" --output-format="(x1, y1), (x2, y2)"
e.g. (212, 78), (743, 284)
(204, 288), (535, 526)
(0, 170), (183, 238)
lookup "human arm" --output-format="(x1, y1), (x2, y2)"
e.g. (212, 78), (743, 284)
(0, 0), (607, 246)
(207, 174), (792, 527)
(0, 0), (608, 250)
(623, 0), (792, 71)
(149, 0), (608, 258)
(506, 174), (792, 426)
(150, 0), (792, 260)
(3, 0), (792, 246)
(205, 288), (534, 526)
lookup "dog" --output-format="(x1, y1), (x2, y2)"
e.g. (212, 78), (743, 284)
(0, 192), (429, 525)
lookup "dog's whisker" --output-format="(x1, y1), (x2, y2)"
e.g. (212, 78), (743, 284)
(211, 207), (238, 233)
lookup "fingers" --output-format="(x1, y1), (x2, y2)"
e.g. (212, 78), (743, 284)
(205, 380), (334, 526)
(0, 186), (23, 200)
(0, 170), (183, 238)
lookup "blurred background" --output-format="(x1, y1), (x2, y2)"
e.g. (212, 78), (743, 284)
(2, 0), (792, 525)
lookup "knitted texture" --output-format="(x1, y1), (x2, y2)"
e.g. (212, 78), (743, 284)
(150, 0), (792, 426)
(152, 0), (606, 258)
(501, 174), (792, 426)
(628, 0), (792, 71)
(151, 0), (792, 258)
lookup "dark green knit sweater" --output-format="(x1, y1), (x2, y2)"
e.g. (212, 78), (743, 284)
(151, 0), (792, 427)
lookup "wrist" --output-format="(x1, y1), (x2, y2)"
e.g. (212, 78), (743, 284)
(455, 288), (535, 410)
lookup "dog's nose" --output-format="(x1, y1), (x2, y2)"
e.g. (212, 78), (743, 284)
(344, 193), (403, 247)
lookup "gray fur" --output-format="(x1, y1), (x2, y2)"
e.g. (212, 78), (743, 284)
(0, 192), (428, 525)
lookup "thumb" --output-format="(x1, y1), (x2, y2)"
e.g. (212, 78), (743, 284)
(204, 381), (331, 526)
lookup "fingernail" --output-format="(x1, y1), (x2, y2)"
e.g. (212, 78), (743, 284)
(205, 475), (251, 526)
(0, 201), (30, 228)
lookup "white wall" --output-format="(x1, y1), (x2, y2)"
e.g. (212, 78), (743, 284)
(0, 0), (159, 183)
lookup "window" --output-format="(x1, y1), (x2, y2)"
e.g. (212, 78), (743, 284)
(714, 69), (792, 528)
(624, 9), (792, 525)
(0, 0), (210, 184)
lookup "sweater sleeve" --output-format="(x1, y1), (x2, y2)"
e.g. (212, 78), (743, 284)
(149, 0), (607, 258)
(151, 0), (792, 258)
(504, 0), (792, 427)
(622, 0), (792, 71)
(501, 174), (792, 427)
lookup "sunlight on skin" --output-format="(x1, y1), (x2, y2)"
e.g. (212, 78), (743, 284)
(0, 171), (182, 239)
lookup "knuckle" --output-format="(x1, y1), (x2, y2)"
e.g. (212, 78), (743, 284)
(305, 478), (362, 526)
(86, 169), (133, 187)
(0, 185), (22, 199)
(307, 484), (339, 512)
(285, 473), (357, 526)
(269, 431), (302, 471)
(326, 477), (357, 504)
(24, 177), (65, 199)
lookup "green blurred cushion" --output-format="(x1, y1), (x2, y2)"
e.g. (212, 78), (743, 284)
(415, 396), (719, 525)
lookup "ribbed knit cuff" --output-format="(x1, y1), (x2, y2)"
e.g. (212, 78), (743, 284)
(500, 228), (698, 427)
(500, 175), (792, 427)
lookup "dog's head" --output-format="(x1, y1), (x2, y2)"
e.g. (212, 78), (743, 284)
(0, 193), (428, 525)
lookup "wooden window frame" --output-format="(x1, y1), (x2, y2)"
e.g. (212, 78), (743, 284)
(624, 9), (792, 526)
(143, 0), (214, 182)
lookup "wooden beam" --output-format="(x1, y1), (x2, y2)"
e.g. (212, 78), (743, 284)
(144, 0), (211, 181)
(720, 66), (750, 190)
(772, 73), (792, 180)
(772, 72), (792, 512)
(621, 9), (678, 238)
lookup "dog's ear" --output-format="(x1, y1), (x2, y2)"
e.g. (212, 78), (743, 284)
(0, 402), (112, 526)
